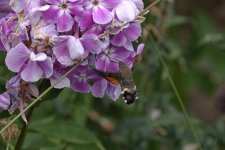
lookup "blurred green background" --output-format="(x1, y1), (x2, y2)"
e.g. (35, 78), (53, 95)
(1, 0), (225, 149)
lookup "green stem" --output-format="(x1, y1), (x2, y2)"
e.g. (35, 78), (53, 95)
(14, 107), (34, 150)
(0, 56), (89, 134)
(139, 0), (161, 16)
(150, 36), (203, 150)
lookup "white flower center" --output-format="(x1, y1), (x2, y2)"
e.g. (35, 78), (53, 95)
(30, 52), (47, 61)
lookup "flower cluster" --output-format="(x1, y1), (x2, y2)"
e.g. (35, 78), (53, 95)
(0, 0), (144, 121)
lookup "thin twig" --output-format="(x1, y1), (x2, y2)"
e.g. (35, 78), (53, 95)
(139, 0), (161, 16)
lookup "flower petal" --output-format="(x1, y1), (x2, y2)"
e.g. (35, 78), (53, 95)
(106, 84), (121, 100)
(101, 0), (121, 8)
(71, 79), (90, 93)
(80, 34), (102, 54)
(30, 52), (47, 61)
(27, 83), (39, 97)
(57, 10), (74, 32)
(67, 36), (84, 59)
(131, 0), (144, 10)
(21, 60), (43, 82)
(116, 0), (138, 22)
(50, 73), (70, 89)
(76, 10), (94, 31)
(53, 42), (74, 66)
(91, 79), (107, 98)
(19, 101), (27, 124)
(42, 5), (58, 20)
(69, 5), (83, 15)
(137, 43), (144, 54)
(96, 53), (107, 71)
(106, 60), (119, 72)
(0, 92), (10, 110)
(38, 57), (53, 78)
(123, 23), (141, 41)
(5, 43), (30, 72)
(111, 33), (127, 47)
(92, 6), (112, 24)
(45, 0), (61, 5)
(9, 0), (25, 13)
(109, 47), (130, 61)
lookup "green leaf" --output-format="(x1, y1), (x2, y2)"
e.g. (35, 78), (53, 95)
(0, 53), (6, 66)
(71, 94), (93, 126)
(167, 16), (188, 28)
(199, 33), (224, 45)
(0, 111), (10, 120)
(31, 121), (105, 150)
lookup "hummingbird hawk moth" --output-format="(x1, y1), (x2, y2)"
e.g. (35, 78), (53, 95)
(95, 54), (142, 104)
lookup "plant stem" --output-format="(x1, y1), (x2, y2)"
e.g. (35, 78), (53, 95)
(14, 107), (34, 150)
(139, 0), (161, 16)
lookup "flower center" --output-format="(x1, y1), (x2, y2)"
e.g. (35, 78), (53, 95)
(80, 73), (87, 79)
(92, 0), (99, 6)
(60, 3), (68, 9)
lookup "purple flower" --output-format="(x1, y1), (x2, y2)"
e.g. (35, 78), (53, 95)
(106, 83), (121, 100)
(0, 14), (17, 51)
(91, 78), (108, 97)
(52, 34), (102, 66)
(50, 63), (71, 89)
(111, 22), (142, 47)
(42, 0), (83, 32)
(5, 75), (39, 123)
(68, 65), (98, 93)
(96, 46), (130, 72)
(0, 92), (10, 110)
(91, 78), (121, 100)
(52, 35), (85, 66)
(30, 22), (58, 52)
(84, 0), (121, 24)
(5, 43), (53, 82)
(75, 10), (93, 31)
(125, 43), (144, 68)
(50, 72), (71, 89)
(80, 34), (103, 54)
(0, 0), (145, 108)
(31, 22), (58, 40)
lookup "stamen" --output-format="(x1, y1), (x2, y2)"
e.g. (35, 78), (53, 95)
(93, 0), (99, 5)
(61, 3), (67, 9)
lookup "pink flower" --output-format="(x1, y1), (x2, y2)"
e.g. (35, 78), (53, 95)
(41, 0), (83, 32)
(5, 43), (53, 82)
(84, 0), (121, 24)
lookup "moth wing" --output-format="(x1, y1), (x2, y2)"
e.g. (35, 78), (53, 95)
(94, 69), (121, 86)
(104, 76), (120, 86)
